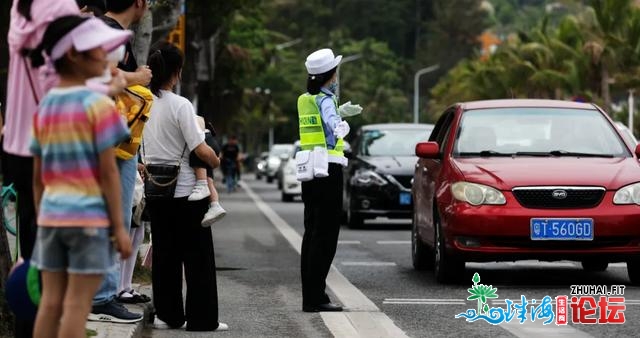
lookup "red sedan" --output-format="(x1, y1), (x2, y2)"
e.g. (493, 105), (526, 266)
(411, 99), (640, 284)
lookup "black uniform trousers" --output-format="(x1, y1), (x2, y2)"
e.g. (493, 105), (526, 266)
(147, 197), (221, 331)
(301, 163), (343, 306)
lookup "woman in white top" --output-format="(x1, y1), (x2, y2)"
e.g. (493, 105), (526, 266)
(142, 42), (227, 331)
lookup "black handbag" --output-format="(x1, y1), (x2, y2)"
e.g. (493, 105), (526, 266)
(142, 143), (187, 200)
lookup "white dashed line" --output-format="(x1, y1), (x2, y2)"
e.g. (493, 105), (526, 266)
(342, 261), (397, 266)
(376, 240), (410, 245)
(338, 240), (361, 245)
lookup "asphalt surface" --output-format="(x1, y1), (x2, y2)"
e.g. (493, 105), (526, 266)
(146, 176), (640, 337)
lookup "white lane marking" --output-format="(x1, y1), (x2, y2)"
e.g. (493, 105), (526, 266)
(385, 298), (464, 301)
(338, 240), (361, 245)
(384, 301), (466, 305)
(322, 312), (409, 338)
(609, 263), (627, 267)
(241, 182), (409, 338)
(376, 240), (410, 245)
(467, 261), (577, 268)
(341, 261), (397, 266)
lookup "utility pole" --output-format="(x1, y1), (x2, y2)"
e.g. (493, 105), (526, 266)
(413, 64), (440, 123)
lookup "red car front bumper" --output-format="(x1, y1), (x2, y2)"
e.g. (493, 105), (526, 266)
(440, 191), (640, 262)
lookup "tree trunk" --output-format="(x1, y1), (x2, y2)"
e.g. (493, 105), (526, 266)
(601, 65), (611, 114)
(151, 0), (182, 45)
(132, 10), (153, 66)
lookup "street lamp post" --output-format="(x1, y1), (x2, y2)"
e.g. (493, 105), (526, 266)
(256, 87), (274, 149)
(270, 38), (303, 67)
(265, 88), (273, 149)
(413, 64), (440, 123)
(336, 54), (362, 102)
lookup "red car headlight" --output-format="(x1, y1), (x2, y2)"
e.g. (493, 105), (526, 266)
(451, 182), (506, 206)
(613, 182), (640, 205)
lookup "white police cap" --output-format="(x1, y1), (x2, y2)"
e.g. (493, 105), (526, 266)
(305, 48), (342, 75)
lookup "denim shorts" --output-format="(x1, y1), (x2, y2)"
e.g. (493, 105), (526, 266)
(31, 227), (115, 274)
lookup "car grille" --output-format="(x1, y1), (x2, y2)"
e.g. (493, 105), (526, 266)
(392, 175), (413, 189)
(512, 187), (605, 209)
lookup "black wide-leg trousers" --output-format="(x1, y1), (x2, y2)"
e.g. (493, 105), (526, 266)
(147, 197), (221, 331)
(301, 163), (343, 306)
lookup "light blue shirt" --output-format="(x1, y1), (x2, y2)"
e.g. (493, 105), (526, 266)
(314, 87), (341, 149)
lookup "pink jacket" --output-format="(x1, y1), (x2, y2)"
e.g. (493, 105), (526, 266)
(4, 0), (79, 157)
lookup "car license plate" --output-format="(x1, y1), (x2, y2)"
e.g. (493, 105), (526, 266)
(399, 192), (412, 205)
(530, 218), (593, 241)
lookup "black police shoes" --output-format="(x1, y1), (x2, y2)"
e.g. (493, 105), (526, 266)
(302, 303), (343, 312)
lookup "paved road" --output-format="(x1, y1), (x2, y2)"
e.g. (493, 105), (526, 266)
(146, 176), (640, 337)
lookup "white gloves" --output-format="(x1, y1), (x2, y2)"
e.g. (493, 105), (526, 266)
(334, 120), (350, 139)
(338, 101), (363, 117)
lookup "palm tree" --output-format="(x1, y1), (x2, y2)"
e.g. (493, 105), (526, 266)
(581, 0), (638, 112)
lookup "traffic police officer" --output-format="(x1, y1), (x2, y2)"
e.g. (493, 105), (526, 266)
(298, 48), (350, 312)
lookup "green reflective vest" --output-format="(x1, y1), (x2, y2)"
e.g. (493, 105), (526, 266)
(297, 93), (345, 157)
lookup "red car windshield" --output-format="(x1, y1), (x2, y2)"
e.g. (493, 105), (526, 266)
(453, 108), (630, 157)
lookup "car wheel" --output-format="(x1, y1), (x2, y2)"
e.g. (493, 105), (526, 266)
(281, 192), (293, 202)
(581, 260), (609, 272)
(412, 212), (434, 270)
(627, 261), (640, 285)
(256, 174), (262, 180)
(267, 176), (274, 183)
(278, 179), (283, 190)
(434, 211), (464, 284)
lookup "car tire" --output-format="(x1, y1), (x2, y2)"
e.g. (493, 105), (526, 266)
(434, 210), (464, 284)
(256, 174), (262, 180)
(412, 212), (434, 270)
(267, 176), (274, 183)
(581, 260), (609, 272)
(627, 261), (640, 285)
(281, 192), (293, 202)
(278, 179), (283, 190)
(347, 208), (364, 229)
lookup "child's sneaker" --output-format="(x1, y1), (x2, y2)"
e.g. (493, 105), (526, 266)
(188, 181), (210, 201)
(201, 202), (226, 227)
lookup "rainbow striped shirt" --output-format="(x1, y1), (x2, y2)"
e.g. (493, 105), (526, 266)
(30, 86), (129, 228)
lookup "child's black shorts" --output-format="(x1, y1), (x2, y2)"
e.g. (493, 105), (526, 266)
(189, 131), (220, 178)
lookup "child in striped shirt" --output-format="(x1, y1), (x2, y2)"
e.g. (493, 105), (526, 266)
(27, 15), (132, 338)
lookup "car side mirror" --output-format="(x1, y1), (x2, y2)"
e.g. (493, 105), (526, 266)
(415, 142), (440, 159)
(635, 144), (640, 158)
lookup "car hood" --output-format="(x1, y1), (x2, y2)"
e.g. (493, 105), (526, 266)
(358, 156), (417, 175)
(452, 157), (640, 190)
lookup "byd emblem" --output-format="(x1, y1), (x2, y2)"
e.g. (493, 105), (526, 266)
(552, 189), (568, 199)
